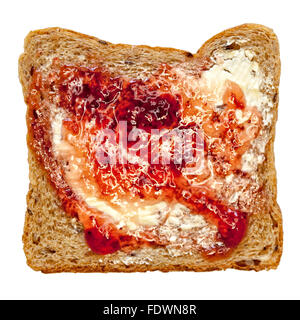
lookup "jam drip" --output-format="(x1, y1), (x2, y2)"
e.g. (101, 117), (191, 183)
(26, 61), (262, 257)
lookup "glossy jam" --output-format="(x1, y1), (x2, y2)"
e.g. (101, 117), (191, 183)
(26, 61), (262, 257)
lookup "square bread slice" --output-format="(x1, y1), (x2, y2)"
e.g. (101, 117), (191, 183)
(19, 24), (282, 272)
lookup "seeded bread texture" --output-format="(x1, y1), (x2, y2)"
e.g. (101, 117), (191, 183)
(19, 24), (282, 272)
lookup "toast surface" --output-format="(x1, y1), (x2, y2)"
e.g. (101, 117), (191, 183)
(19, 24), (282, 272)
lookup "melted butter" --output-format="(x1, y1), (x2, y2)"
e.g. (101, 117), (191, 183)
(51, 111), (219, 250)
(49, 48), (274, 253)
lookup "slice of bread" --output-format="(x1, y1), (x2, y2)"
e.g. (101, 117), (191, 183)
(19, 24), (282, 272)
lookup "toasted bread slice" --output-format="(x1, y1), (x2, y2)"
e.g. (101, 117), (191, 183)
(19, 24), (282, 272)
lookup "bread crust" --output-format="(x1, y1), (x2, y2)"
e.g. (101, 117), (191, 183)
(19, 24), (282, 272)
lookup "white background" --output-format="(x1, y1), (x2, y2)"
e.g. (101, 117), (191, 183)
(0, 0), (299, 300)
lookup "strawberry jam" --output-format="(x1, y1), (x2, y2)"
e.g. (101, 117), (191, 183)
(26, 59), (262, 258)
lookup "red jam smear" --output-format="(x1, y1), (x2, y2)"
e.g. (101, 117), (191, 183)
(84, 216), (143, 255)
(27, 61), (262, 258)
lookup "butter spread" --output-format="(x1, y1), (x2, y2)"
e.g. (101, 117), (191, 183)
(49, 48), (274, 254)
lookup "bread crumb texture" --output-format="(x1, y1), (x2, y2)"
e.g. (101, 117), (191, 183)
(20, 24), (282, 272)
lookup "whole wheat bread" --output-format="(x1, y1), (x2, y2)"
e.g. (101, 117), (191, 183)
(19, 24), (282, 272)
